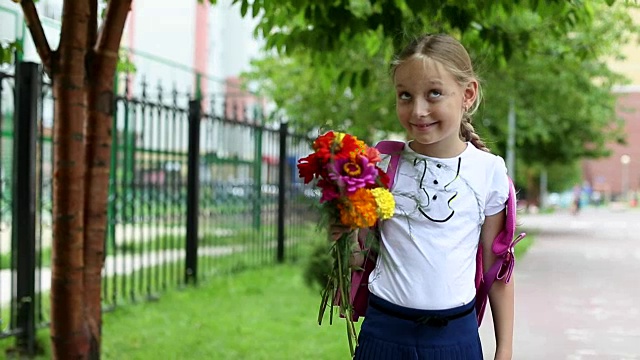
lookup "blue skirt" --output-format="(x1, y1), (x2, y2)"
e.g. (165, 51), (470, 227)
(354, 294), (483, 360)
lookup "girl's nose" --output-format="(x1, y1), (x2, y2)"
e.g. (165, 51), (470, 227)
(413, 98), (430, 118)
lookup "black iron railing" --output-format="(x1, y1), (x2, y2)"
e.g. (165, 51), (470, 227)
(0, 63), (318, 354)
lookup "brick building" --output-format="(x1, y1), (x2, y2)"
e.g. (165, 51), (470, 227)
(582, 88), (640, 201)
(224, 76), (264, 122)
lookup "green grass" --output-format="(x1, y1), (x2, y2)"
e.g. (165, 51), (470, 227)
(1, 264), (355, 360)
(515, 228), (536, 259)
(101, 265), (354, 360)
(0, 248), (53, 271)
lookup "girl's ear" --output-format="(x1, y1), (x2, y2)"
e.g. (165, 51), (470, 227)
(463, 80), (478, 109)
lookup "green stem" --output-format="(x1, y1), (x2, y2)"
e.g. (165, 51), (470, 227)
(337, 232), (357, 357)
(317, 231), (358, 357)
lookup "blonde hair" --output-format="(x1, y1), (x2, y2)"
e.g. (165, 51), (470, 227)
(391, 34), (489, 152)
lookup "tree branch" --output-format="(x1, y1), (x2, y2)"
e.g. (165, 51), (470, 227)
(19, 0), (53, 74)
(95, 0), (131, 56)
(88, 0), (98, 49)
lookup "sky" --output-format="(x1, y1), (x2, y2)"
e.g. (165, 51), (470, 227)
(130, 0), (262, 89)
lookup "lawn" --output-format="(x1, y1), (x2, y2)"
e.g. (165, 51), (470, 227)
(0, 263), (355, 360)
(100, 264), (354, 360)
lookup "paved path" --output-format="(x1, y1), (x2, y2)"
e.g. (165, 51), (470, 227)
(0, 244), (243, 304)
(480, 207), (640, 359)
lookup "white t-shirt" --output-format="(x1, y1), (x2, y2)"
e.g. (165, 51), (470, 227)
(368, 141), (509, 310)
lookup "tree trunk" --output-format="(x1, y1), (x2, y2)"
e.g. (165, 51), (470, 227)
(21, 0), (133, 357)
(83, 73), (111, 360)
(50, 1), (91, 358)
(83, 2), (131, 358)
(526, 167), (540, 208)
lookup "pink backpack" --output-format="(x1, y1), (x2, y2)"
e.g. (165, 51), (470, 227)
(346, 140), (525, 326)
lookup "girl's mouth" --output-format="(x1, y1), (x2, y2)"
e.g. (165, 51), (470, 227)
(412, 122), (436, 130)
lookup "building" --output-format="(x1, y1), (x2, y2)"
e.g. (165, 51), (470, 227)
(0, 0), (281, 186)
(1, 0), (263, 93)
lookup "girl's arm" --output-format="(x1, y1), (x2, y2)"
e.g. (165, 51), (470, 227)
(480, 209), (514, 360)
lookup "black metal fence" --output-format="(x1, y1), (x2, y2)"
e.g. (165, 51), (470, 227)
(0, 62), (318, 350)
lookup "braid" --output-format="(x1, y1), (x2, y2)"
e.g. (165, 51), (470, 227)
(460, 115), (490, 153)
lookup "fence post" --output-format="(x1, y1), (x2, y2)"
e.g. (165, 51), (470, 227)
(12, 61), (40, 355)
(252, 110), (263, 230)
(185, 99), (201, 284)
(277, 121), (288, 263)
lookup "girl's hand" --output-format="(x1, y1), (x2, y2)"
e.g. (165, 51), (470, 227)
(329, 223), (351, 241)
(328, 223), (364, 268)
(494, 347), (513, 360)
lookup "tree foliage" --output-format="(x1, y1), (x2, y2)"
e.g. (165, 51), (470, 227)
(228, 0), (599, 58)
(476, 2), (636, 189)
(229, 0), (631, 90)
(0, 40), (20, 64)
(242, 1), (639, 197)
(243, 33), (397, 142)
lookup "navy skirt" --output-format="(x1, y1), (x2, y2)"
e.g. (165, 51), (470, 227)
(354, 294), (483, 360)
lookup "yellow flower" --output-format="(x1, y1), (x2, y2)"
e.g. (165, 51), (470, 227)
(371, 188), (395, 219)
(338, 188), (378, 228)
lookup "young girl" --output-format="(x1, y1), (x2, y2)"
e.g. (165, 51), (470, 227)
(334, 34), (514, 359)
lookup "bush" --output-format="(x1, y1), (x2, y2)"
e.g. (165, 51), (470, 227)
(302, 238), (333, 291)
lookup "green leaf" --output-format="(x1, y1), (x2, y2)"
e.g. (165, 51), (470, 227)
(252, 1), (261, 18)
(360, 69), (370, 88)
(337, 70), (348, 87)
(349, 71), (358, 90)
(404, 0), (435, 14)
(0, 40), (21, 65)
(240, 0), (249, 17)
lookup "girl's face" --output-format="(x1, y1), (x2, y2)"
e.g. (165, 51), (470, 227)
(394, 56), (477, 158)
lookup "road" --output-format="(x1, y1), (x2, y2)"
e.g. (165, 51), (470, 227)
(480, 207), (640, 359)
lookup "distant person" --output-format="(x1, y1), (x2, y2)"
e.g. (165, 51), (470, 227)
(571, 184), (582, 215)
(331, 34), (515, 360)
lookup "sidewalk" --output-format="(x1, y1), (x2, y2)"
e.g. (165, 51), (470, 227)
(0, 244), (243, 304)
(480, 207), (640, 359)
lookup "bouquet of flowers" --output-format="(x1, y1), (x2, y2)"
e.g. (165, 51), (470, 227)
(297, 131), (395, 355)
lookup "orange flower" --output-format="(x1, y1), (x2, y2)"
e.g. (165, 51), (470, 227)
(338, 188), (378, 228)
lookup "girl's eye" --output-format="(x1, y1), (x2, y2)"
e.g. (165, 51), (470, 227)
(398, 92), (411, 101)
(428, 90), (442, 99)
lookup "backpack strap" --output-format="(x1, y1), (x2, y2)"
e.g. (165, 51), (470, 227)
(375, 140), (404, 189)
(475, 177), (526, 325)
(345, 140), (404, 321)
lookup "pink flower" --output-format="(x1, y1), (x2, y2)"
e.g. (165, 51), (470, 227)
(328, 155), (378, 194)
(320, 186), (340, 203)
(315, 178), (340, 203)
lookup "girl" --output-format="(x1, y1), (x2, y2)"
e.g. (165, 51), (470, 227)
(334, 34), (514, 359)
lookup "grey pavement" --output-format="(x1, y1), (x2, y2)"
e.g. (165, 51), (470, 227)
(0, 244), (243, 304)
(480, 207), (640, 359)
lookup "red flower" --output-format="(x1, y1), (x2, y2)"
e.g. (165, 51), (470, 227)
(376, 168), (391, 189)
(312, 132), (336, 164)
(317, 178), (340, 202)
(297, 153), (320, 184)
(334, 134), (366, 161)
